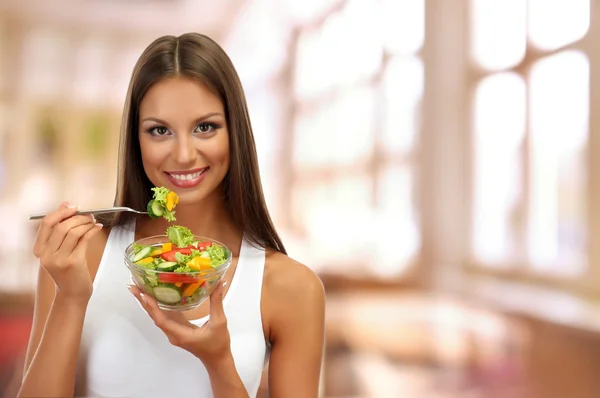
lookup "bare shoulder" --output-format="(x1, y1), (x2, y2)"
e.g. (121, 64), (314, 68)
(262, 250), (325, 341)
(264, 250), (325, 301)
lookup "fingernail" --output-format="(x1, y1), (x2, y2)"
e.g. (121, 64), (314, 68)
(222, 281), (228, 288)
(140, 293), (147, 304)
(95, 223), (103, 228)
(68, 203), (77, 209)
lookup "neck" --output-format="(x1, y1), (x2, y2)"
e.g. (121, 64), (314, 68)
(137, 192), (243, 255)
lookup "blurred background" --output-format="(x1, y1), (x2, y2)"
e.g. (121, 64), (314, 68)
(1, 0), (599, 397)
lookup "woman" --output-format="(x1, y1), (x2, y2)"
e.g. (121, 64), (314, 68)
(19, 33), (325, 398)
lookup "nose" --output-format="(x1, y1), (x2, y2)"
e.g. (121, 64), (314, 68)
(173, 133), (197, 165)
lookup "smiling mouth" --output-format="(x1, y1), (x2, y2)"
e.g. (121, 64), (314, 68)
(164, 167), (209, 181)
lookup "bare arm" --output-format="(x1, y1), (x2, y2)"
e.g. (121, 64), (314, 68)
(19, 296), (89, 397)
(19, 204), (106, 398)
(205, 355), (251, 398)
(263, 254), (326, 398)
(23, 266), (56, 374)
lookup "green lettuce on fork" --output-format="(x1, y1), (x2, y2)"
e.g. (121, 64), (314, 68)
(147, 187), (178, 221)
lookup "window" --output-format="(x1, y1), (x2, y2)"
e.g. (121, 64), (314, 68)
(469, 0), (590, 278)
(286, 0), (424, 277)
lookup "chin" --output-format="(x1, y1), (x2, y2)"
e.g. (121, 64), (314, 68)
(168, 181), (223, 206)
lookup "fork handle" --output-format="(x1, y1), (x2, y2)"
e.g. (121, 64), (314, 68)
(28, 208), (129, 220)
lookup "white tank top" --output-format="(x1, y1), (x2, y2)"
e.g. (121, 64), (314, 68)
(75, 222), (269, 397)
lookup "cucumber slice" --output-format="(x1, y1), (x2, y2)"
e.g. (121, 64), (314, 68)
(152, 285), (182, 304)
(132, 246), (153, 262)
(156, 261), (178, 272)
(147, 200), (164, 218)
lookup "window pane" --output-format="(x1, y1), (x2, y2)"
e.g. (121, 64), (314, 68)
(294, 1), (382, 100)
(294, 29), (329, 100)
(373, 165), (420, 276)
(379, 0), (424, 55)
(284, 0), (341, 25)
(332, 0), (382, 87)
(471, 0), (526, 71)
(473, 73), (526, 263)
(383, 56), (423, 154)
(293, 85), (375, 167)
(528, 51), (588, 274)
(292, 104), (331, 167)
(528, 0), (589, 51)
(291, 175), (374, 272)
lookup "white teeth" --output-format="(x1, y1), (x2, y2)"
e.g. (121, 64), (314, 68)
(169, 170), (205, 181)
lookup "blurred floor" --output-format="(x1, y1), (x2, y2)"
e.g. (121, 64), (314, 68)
(5, 286), (600, 398)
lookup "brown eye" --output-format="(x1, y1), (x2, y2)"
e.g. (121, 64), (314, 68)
(194, 123), (217, 134)
(149, 126), (170, 136)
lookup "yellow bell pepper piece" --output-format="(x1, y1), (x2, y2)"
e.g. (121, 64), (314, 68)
(161, 243), (172, 252)
(182, 281), (203, 297)
(186, 256), (212, 271)
(166, 191), (179, 211)
(150, 248), (162, 257)
(135, 257), (154, 265)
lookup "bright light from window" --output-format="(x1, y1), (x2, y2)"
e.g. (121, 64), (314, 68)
(473, 72), (526, 262)
(292, 176), (374, 270)
(379, 0), (425, 55)
(383, 56), (423, 154)
(329, 86), (376, 165)
(373, 165), (420, 276)
(528, 0), (589, 51)
(471, 0), (526, 71)
(323, 0), (382, 88)
(528, 50), (588, 274)
(294, 0), (383, 100)
(293, 85), (376, 167)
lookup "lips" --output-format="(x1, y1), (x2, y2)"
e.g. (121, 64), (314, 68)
(164, 167), (209, 188)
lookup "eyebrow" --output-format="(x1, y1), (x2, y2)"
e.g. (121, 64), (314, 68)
(141, 112), (224, 124)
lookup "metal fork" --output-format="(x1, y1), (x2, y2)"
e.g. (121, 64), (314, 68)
(28, 206), (148, 220)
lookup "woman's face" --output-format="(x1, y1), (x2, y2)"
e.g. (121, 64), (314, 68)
(138, 76), (230, 205)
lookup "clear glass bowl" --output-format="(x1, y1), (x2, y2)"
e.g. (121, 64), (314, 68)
(124, 235), (232, 311)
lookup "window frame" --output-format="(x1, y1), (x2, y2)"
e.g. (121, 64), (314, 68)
(278, 1), (427, 284)
(463, 0), (600, 296)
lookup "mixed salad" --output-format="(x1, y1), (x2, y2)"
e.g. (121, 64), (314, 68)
(147, 187), (179, 222)
(128, 187), (230, 306)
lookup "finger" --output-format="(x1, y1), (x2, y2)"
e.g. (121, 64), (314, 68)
(208, 281), (226, 325)
(69, 222), (103, 259)
(34, 203), (79, 254)
(56, 222), (97, 256)
(36, 204), (67, 245)
(128, 284), (142, 296)
(46, 215), (96, 253)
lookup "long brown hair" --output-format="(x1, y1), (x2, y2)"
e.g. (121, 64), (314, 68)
(98, 33), (286, 254)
